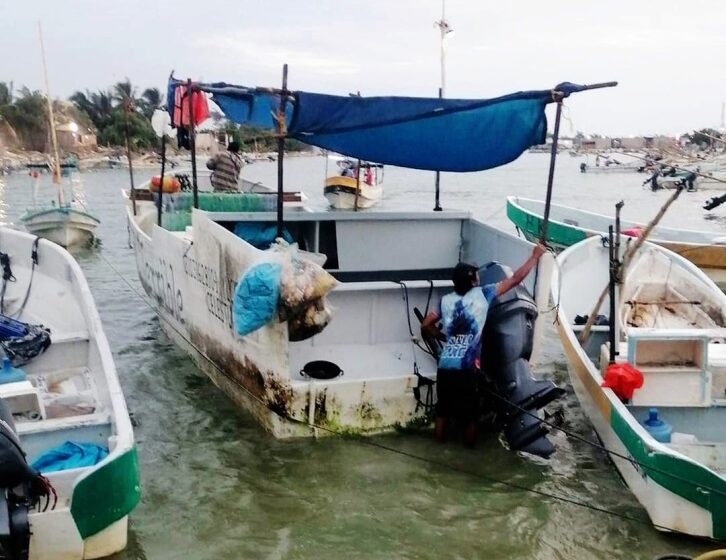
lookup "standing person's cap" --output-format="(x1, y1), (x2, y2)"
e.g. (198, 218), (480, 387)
(452, 262), (478, 295)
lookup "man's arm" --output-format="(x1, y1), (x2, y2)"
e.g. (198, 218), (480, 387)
(421, 310), (446, 342)
(495, 243), (546, 297)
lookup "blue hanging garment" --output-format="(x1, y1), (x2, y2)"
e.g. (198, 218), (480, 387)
(31, 441), (109, 473)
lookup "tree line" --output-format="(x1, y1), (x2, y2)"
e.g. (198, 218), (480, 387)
(0, 79), (311, 154)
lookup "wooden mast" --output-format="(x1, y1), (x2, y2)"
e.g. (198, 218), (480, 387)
(38, 21), (64, 206)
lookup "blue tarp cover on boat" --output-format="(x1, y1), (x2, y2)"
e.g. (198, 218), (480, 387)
(31, 442), (108, 473)
(168, 79), (590, 172)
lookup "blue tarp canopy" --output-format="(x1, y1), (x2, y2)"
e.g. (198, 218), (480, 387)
(169, 79), (589, 173)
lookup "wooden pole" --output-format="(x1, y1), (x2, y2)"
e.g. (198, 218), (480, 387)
(38, 22), (63, 205)
(354, 159), (361, 211)
(579, 187), (684, 344)
(276, 64), (289, 239)
(187, 79), (198, 209)
(123, 98), (137, 216)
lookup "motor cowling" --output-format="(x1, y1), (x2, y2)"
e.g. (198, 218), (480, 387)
(0, 399), (35, 560)
(478, 262), (564, 458)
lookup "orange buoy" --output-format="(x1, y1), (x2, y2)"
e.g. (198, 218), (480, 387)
(150, 175), (180, 193)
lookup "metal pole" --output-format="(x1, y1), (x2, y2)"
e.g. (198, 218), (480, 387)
(187, 79), (198, 209)
(123, 99), (137, 216)
(540, 96), (563, 242)
(157, 135), (166, 227)
(613, 200), (623, 358)
(608, 225), (616, 364)
(434, 87), (443, 212)
(276, 64), (289, 239)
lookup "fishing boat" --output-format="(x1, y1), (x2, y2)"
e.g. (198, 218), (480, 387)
(552, 235), (726, 539)
(20, 200), (100, 249)
(323, 158), (383, 210)
(122, 76), (614, 455)
(0, 227), (139, 559)
(21, 25), (100, 249)
(507, 196), (726, 283)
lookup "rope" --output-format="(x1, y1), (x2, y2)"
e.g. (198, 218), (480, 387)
(12, 237), (40, 319)
(98, 251), (726, 545)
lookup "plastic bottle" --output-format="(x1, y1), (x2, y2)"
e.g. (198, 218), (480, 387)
(641, 408), (672, 443)
(0, 356), (26, 385)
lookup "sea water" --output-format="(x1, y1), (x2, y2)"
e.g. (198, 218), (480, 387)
(1, 153), (722, 559)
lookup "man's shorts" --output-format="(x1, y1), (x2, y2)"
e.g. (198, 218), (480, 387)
(436, 368), (480, 421)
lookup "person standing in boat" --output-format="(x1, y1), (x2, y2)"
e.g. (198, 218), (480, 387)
(421, 244), (546, 446)
(207, 141), (244, 192)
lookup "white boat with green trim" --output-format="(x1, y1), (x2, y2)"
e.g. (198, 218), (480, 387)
(0, 227), (139, 559)
(507, 196), (726, 283)
(552, 235), (726, 539)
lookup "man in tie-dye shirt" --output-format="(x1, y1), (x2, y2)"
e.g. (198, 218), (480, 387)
(421, 244), (546, 446)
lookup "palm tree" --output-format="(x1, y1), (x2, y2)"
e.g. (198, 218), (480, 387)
(0, 82), (12, 107)
(139, 87), (162, 120)
(112, 79), (139, 108)
(70, 89), (114, 130)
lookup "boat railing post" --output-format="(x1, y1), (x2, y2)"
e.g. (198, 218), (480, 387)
(187, 79), (198, 210)
(276, 64), (289, 239)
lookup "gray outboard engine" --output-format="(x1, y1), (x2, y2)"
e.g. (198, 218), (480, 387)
(478, 262), (564, 458)
(0, 398), (41, 560)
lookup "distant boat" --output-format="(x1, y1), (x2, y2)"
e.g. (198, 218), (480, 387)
(23, 24), (100, 249)
(0, 226), (139, 559)
(506, 196), (726, 283)
(552, 235), (726, 540)
(324, 157), (383, 210)
(20, 200), (100, 248)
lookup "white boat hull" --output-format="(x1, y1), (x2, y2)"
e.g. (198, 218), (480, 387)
(0, 228), (138, 559)
(552, 236), (726, 539)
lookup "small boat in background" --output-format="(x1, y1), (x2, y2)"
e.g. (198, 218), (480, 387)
(324, 157), (383, 210)
(507, 196), (726, 283)
(22, 25), (100, 250)
(0, 226), (139, 559)
(552, 235), (726, 540)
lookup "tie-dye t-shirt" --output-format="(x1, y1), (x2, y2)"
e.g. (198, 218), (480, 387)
(437, 284), (498, 370)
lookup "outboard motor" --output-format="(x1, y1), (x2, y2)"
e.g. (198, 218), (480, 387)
(478, 262), (564, 458)
(0, 399), (41, 560)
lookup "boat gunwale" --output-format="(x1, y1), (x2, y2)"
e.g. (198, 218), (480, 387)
(508, 195), (720, 246)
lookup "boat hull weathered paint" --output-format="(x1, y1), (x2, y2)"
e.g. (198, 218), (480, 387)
(552, 237), (726, 539)
(126, 194), (546, 438)
(507, 196), (726, 284)
(20, 206), (99, 248)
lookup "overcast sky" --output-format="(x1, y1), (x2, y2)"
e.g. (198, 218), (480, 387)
(2, 0), (724, 136)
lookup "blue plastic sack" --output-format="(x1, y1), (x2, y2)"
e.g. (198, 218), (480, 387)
(31, 441), (108, 473)
(233, 222), (293, 250)
(233, 262), (281, 336)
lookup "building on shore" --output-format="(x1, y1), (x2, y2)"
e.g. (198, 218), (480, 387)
(56, 122), (97, 151)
